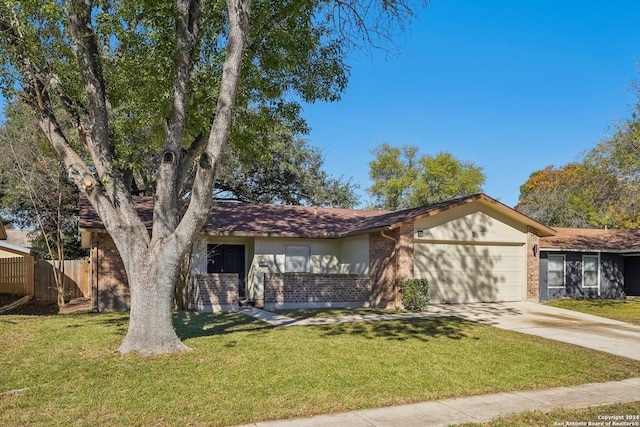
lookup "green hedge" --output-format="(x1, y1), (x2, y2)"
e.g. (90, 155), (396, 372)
(400, 278), (430, 312)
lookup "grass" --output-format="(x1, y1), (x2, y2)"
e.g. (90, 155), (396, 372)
(454, 401), (640, 426)
(546, 299), (640, 325)
(1, 310), (640, 426)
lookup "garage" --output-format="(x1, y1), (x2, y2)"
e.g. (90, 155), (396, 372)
(410, 199), (540, 304)
(414, 242), (525, 303)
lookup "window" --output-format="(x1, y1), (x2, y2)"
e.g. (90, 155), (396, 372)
(582, 255), (599, 288)
(548, 254), (565, 288)
(285, 246), (310, 273)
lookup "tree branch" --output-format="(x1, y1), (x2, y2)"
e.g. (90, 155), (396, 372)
(174, 0), (251, 250)
(62, 0), (114, 181)
(153, 0), (202, 241)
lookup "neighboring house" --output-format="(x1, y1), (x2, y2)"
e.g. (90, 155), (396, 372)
(0, 220), (35, 296)
(0, 221), (33, 259)
(539, 228), (640, 301)
(79, 194), (555, 311)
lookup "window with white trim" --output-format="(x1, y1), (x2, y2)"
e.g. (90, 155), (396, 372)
(582, 255), (599, 288)
(285, 245), (310, 273)
(548, 254), (565, 288)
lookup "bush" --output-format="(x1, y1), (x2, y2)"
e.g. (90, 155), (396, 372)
(400, 278), (430, 312)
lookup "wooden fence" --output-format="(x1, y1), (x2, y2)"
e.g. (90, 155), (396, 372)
(34, 259), (90, 302)
(0, 256), (35, 296)
(0, 257), (89, 302)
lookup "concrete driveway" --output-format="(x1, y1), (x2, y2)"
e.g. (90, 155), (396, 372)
(427, 302), (640, 361)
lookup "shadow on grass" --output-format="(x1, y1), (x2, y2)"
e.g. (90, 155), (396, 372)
(173, 311), (273, 340)
(316, 316), (478, 342)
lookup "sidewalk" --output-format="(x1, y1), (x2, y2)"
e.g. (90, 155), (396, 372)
(237, 377), (640, 427)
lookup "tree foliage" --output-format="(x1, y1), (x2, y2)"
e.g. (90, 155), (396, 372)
(0, 0), (423, 355)
(517, 102), (640, 229)
(0, 101), (86, 260)
(217, 130), (358, 206)
(367, 143), (485, 210)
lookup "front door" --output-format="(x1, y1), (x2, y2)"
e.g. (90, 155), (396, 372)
(207, 244), (246, 298)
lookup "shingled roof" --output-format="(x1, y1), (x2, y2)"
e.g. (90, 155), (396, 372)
(79, 193), (555, 238)
(540, 227), (640, 252)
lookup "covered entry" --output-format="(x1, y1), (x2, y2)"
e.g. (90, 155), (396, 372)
(207, 244), (246, 298)
(415, 242), (525, 303)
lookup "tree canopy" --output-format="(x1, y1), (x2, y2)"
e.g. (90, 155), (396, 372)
(517, 100), (640, 229)
(367, 143), (485, 210)
(216, 130), (359, 206)
(0, 100), (86, 261)
(0, 0), (423, 355)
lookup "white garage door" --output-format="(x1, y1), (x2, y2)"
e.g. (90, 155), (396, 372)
(414, 243), (525, 303)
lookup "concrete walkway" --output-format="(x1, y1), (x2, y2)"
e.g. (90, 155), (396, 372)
(237, 378), (640, 427)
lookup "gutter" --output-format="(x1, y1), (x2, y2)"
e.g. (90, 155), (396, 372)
(540, 248), (640, 255)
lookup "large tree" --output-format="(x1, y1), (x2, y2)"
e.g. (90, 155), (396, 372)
(517, 102), (640, 229)
(515, 163), (614, 228)
(0, 0), (421, 355)
(368, 143), (485, 210)
(216, 131), (359, 206)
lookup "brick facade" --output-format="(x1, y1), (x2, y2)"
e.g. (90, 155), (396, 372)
(396, 222), (414, 283)
(368, 230), (399, 307)
(264, 273), (374, 308)
(91, 232), (130, 311)
(526, 230), (540, 302)
(188, 273), (239, 311)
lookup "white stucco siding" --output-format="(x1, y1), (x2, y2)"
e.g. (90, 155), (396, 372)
(413, 201), (527, 303)
(252, 238), (341, 273)
(339, 235), (369, 274)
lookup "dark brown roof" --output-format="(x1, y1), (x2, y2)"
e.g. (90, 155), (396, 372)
(79, 197), (390, 238)
(79, 197), (155, 230)
(201, 202), (388, 237)
(79, 193), (555, 238)
(540, 227), (640, 252)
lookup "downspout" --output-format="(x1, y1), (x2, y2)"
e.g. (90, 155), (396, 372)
(92, 233), (100, 312)
(381, 230), (399, 309)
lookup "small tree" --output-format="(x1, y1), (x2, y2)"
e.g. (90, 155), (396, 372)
(0, 101), (86, 307)
(368, 144), (485, 210)
(400, 278), (429, 312)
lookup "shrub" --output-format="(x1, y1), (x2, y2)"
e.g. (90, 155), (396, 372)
(400, 278), (430, 312)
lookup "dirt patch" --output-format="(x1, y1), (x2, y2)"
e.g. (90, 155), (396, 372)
(0, 294), (92, 315)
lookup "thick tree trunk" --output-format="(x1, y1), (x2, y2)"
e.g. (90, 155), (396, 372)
(118, 246), (190, 356)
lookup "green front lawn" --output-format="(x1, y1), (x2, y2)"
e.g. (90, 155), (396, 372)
(546, 299), (640, 325)
(1, 310), (640, 426)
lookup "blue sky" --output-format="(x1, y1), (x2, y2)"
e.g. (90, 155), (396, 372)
(301, 0), (640, 208)
(1, 1), (638, 209)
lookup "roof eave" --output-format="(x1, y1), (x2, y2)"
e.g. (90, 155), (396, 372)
(0, 241), (32, 255)
(403, 194), (556, 237)
(541, 247), (640, 254)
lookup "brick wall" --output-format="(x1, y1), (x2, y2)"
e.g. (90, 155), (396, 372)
(397, 222), (414, 283)
(368, 230), (398, 306)
(264, 273), (373, 307)
(188, 273), (238, 311)
(91, 232), (130, 311)
(526, 230), (540, 302)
